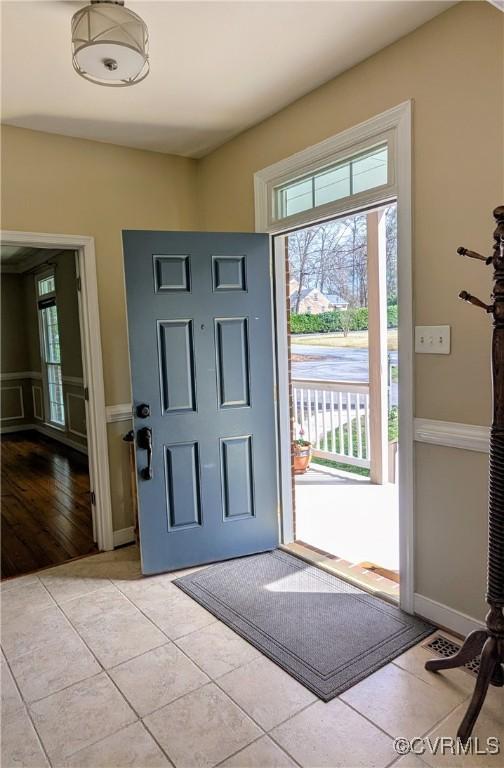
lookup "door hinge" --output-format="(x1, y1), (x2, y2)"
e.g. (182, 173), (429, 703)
(90, 490), (96, 506)
(84, 386), (89, 401)
(76, 276), (82, 292)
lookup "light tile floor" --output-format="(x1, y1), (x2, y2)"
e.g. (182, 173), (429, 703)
(1, 546), (503, 768)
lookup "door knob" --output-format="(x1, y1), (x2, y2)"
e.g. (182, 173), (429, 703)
(136, 403), (151, 418)
(137, 426), (153, 480)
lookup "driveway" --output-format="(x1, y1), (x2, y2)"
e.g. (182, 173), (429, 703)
(291, 344), (399, 406)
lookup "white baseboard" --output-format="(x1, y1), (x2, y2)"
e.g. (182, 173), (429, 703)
(0, 371), (41, 381)
(0, 423), (88, 455)
(414, 593), (485, 637)
(113, 526), (136, 547)
(0, 423), (32, 434)
(36, 425), (88, 455)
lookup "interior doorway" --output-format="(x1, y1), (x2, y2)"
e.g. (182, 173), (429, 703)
(1, 246), (97, 578)
(277, 203), (400, 600)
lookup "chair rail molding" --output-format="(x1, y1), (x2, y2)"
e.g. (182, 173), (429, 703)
(62, 375), (84, 386)
(414, 418), (490, 453)
(106, 403), (133, 423)
(0, 371), (42, 381)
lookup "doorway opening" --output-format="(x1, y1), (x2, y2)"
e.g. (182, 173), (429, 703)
(1, 246), (96, 578)
(278, 203), (399, 600)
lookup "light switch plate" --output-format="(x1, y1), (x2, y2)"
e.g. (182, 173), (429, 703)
(415, 325), (451, 354)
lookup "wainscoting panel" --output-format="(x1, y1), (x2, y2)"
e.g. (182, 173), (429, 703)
(66, 392), (87, 439)
(0, 385), (24, 421)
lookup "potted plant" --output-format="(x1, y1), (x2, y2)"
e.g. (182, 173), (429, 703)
(293, 427), (312, 474)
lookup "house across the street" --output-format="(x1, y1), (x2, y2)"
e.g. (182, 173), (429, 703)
(289, 280), (348, 314)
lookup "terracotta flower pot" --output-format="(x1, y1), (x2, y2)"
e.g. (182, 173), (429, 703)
(293, 442), (312, 474)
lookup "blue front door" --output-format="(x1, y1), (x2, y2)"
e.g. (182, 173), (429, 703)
(123, 231), (279, 574)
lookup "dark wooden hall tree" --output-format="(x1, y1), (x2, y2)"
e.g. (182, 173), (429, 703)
(425, 206), (504, 742)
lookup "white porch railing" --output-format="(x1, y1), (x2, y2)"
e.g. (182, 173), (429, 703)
(292, 378), (371, 469)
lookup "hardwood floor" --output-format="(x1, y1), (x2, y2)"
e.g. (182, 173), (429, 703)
(1, 431), (97, 579)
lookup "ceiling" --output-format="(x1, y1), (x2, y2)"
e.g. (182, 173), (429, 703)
(0, 245), (69, 273)
(0, 246), (40, 264)
(1, 0), (455, 158)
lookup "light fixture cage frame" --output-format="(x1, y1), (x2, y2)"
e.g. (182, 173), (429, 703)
(71, 0), (149, 87)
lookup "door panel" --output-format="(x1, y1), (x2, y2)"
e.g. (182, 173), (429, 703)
(215, 318), (250, 408)
(164, 442), (201, 529)
(123, 231), (279, 574)
(158, 320), (196, 413)
(220, 435), (255, 520)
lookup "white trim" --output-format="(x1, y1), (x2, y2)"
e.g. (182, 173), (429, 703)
(256, 102), (414, 614)
(63, 375), (84, 387)
(113, 526), (136, 547)
(367, 209), (389, 484)
(1, 231), (113, 551)
(34, 423), (88, 455)
(0, 371), (42, 381)
(32, 385), (43, 420)
(395, 101), (414, 615)
(106, 403), (133, 423)
(66, 392), (87, 439)
(0, 424), (33, 434)
(0, 385), (25, 420)
(486, 1), (504, 13)
(414, 418), (490, 453)
(273, 236), (294, 544)
(0, 422), (88, 454)
(414, 594), (485, 637)
(254, 103), (409, 234)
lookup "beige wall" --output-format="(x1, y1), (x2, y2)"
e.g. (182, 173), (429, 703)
(1, 128), (199, 531)
(196, 1), (503, 622)
(1, 126), (199, 406)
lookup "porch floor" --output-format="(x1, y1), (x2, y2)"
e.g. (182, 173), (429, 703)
(294, 465), (399, 574)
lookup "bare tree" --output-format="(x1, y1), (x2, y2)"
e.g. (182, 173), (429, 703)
(288, 227), (318, 311)
(288, 204), (397, 311)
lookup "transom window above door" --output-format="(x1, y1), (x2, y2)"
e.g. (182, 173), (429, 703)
(275, 143), (388, 220)
(254, 105), (408, 234)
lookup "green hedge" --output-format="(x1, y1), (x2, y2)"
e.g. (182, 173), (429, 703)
(290, 305), (398, 334)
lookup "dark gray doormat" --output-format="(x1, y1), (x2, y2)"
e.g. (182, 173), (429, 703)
(174, 550), (434, 701)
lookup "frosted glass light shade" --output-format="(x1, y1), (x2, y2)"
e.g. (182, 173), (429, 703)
(71, 0), (149, 86)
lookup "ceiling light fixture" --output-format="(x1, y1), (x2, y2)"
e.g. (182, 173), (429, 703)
(71, 0), (149, 87)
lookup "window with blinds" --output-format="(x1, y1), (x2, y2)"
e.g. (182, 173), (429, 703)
(37, 274), (65, 427)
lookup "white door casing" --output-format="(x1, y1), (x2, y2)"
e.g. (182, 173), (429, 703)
(0, 230), (114, 551)
(255, 101), (414, 613)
